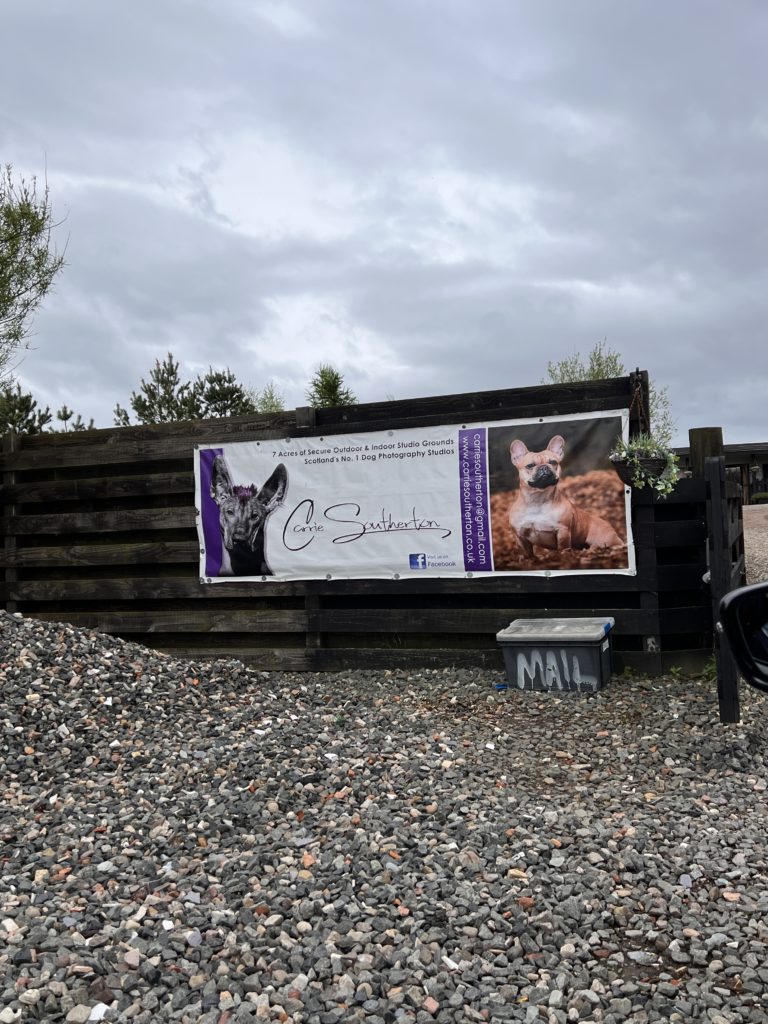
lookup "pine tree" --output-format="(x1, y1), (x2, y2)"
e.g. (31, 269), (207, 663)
(253, 380), (285, 414)
(305, 363), (357, 409)
(191, 367), (258, 419)
(0, 385), (94, 436)
(114, 352), (284, 425)
(56, 403), (94, 431)
(114, 353), (197, 425)
(0, 383), (52, 434)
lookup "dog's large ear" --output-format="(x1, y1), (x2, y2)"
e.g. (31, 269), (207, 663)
(211, 456), (234, 505)
(257, 463), (288, 512)
(510, 439), (529, 465)
(547, 436), (565, 459)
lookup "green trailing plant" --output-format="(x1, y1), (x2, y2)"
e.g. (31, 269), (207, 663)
(610, 432), (680, 497)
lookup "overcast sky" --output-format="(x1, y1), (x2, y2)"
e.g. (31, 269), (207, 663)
(3, 0), (767, 444)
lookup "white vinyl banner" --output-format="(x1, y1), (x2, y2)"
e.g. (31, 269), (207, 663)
(195, 409), (635, 581)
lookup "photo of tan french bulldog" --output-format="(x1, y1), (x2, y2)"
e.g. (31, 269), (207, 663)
(509, 434), (622, 557)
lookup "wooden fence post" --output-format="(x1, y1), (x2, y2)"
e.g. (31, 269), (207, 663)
(705, 455), (740, 723)
(690, 427), (724, 479)
(295, 406), (317, 431)
(2, 430), (18, 615)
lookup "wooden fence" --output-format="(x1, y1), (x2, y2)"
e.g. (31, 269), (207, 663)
(0, 374), (720, 676)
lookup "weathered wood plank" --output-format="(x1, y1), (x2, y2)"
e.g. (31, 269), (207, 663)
(655, 564), (710, 589)
(1, 412), (298, 469)
(618, 649), (713, 676)
(0, 507), (196, 535)
(727, 515), (744, 549)
(6, 410), (296, 447)
(295, 574), (655, 595)
(630, 478), (707, 504)
(300, 400), (630, 438)
(18, 602), (710, 639)
(31, 609), (306, 633)
(1, 427), (289, 472)
(0, 471), (193, 505)
(304, 647), (503, 671)
(0, 541), (196, 567)
(310, 378), (634, 428)
(631, 520), (707, 547)
(1, 379), (635, 471)
(0, 561), (707, 597)
(241, 567), (703, 596)
(313, 607), (709, 635)
(0, 577), (297, 602)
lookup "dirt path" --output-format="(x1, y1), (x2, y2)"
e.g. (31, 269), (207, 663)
(744, 504), (768, 531)
(744, 505), (768, 583)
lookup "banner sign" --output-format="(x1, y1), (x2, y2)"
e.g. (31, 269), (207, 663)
(195, 409), (634, 581)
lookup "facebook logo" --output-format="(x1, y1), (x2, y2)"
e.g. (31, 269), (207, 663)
(409, 553), (427, 569)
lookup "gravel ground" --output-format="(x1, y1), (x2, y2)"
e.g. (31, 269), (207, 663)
(3, 605), (768, 1024)
(2, 516), (768, 1024)
(744, 506), (768, 585)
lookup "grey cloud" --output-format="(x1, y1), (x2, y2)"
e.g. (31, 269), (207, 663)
(2, 0), (767, 440)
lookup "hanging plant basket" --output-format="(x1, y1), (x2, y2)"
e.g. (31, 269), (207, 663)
(611, 456), (667, 486)
(609, 434), (680, 497)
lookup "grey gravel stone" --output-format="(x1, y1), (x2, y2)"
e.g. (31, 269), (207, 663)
(65, 1008), (92, 1024)
(2, 602), (768, 1024)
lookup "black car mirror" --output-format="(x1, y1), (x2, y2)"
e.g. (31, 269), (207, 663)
(719, 581), (768, 693)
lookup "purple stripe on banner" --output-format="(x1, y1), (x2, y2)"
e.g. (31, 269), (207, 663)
(198, 448), (224, 577)
(458, 428), (492, 572)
